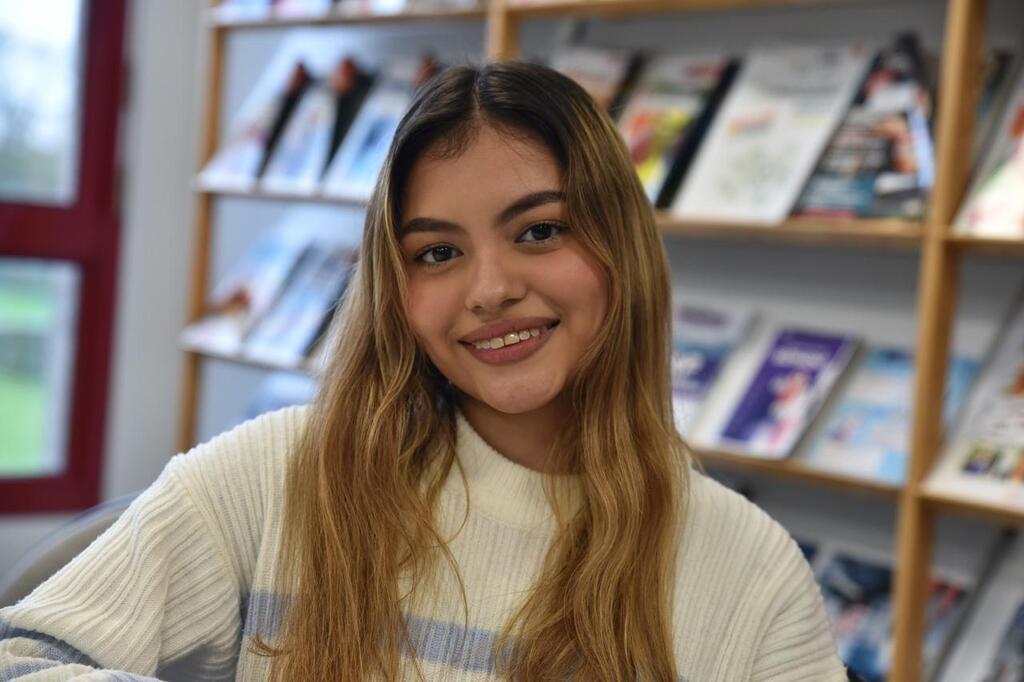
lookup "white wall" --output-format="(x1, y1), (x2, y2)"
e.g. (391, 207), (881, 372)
(0, 0), (205, 579)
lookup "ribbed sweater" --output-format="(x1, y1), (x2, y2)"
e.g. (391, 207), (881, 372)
(0, 406), (845, 681)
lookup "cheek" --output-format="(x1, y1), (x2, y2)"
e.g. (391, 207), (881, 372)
(405, 276), (458, 350)
(543, 248), (608, 331)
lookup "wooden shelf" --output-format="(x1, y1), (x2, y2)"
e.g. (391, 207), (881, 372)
(920, 486), (1024, 528)
(185, 346), (314, 374)
(697, 448), (902, 497)
(207, 5), (486, 28)
(657, 214), (924, 249)
(945, 232), (1024, 257)
(195, 180), (370, 206)
(504, 0), (860, 18)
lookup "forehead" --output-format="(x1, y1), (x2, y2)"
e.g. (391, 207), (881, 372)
(401, 126), (562, 223)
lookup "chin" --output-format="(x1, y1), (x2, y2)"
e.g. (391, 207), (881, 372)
(475, 384), (561, 415)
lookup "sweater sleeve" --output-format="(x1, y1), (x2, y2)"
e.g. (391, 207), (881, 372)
(0, 456), (243, 682)
(750, 534), (846, 682)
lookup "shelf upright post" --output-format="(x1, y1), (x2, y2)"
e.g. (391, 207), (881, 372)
(178, 3), (227, 453)
(890, 0), (987, 679)
(487, 0), (520, 60)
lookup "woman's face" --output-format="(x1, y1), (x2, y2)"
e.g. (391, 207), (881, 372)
(399, 125), (608, 416)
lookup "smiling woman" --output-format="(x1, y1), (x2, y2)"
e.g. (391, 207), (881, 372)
(0, 62), (846, 682)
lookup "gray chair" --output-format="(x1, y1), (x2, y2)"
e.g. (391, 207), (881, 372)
(0, 492), (138, 607)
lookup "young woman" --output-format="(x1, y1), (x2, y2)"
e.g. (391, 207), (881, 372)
(0, 62), (846, 681)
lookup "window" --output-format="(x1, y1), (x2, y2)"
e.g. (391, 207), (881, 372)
(0, 0), (125, 512)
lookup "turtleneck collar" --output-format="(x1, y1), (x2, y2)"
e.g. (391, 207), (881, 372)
(448, 409), (582, 533)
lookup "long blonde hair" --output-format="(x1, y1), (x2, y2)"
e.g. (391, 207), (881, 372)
(262, 61), (690, 680)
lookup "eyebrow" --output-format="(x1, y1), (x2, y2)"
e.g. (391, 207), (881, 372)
(399, 190), (565, 237)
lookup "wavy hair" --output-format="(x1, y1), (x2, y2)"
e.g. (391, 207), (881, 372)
(260, 60), (690, 681)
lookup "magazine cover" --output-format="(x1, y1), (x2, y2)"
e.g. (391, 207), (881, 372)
(210, 0), (271, 22)
(548, 46), (636, 115)
(980, 602), (1024, 681)
(243, 244), (357, 368)
(713, 327), (858, 458)
(180, 230), (313, 357)
(817, 552), (968, 682)
(261, 57), (373, 195)
(244, 371), (319, 421)
(956, 60), (1024, 237)
(927, 296), (1024, 511)
(670, 303), (753, 436)
(793, 34), (935, 220)
(322, 56), (440, 202)
(802, 348), (978, 484)
(671, 43), (871, 224)
(616, 54), (733, 205)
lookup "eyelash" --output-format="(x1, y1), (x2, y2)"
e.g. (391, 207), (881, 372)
(412, 221), (565, 268)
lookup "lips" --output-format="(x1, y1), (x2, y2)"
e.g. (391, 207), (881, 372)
(459, 317), (559, 345)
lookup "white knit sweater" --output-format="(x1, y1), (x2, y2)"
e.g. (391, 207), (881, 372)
(0, 406), (845, 681)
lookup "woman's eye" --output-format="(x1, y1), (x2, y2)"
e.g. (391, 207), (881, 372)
(414, 244), (461, 267)
(517, 222), (564, 244)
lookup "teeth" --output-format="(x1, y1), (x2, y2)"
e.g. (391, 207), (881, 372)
(472, 325), (548, 350)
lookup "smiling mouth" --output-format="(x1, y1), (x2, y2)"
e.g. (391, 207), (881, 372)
(460, 320), (559, 350)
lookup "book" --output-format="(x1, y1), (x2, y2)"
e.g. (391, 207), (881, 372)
(180, 230), (313, 357)
(261, 57), (374, 195)
(801, 348), (978, 484)
(926, 295), (1024, 511)
(616, 54), (737, 207)
(198, 61), (313, 192)
(972, 50), (1017, 165)
(271, 0), (332, 18)
(322, 56), (440, 202)
(670, 303), (753, 436)
(243, 244), (357, 368)
(793, 34), (935, 220)
(710, 327), (858, 458)
(817, 550), (969, 682)
(548, 46), (637, 115)
(956, 59), (1024, 237)
(244, 371), (319, 420)
(671, 44), (871, 225)
(981, 603), (1024, 681)
(210, 0), (271, 22)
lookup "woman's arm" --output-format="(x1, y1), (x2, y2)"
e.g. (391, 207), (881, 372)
(0, 458), (243, 681)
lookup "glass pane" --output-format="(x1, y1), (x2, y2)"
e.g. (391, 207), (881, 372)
(0, 0), (84, 205)
(0, 258), (78, 477)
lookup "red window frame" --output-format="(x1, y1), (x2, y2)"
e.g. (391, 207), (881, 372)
(0, 0), (126, 513)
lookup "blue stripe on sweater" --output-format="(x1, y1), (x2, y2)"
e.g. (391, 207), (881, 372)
(0, 620), (100, 668)
(238, 593), (687, 681)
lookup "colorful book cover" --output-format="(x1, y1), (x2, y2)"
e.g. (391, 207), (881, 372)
(715, 328), (857, 458)
(671, 44), (871, 224)
(548, 46), (636, 114)
(616, 54), (732, 205)
(243, 244), (357, 368)
(261, 58), (374, 195)
(670, 304), (752, 436)
(927, 297), (1024, 510)
(956, 60), (1024, 237)
(803, 348), (978, 484)
(322, 56), (440, 202)
(199, 61), (313, 191)
(180, 230), (313, 357)
(981, 602), (1024, 681)
(794, 34), (935, 220)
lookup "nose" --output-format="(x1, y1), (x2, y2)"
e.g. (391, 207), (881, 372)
(465, 250), (526, 314)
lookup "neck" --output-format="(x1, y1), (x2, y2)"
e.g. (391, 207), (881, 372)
(457, 392), (570, 472)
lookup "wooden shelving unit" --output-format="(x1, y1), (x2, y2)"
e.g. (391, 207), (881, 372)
(184, 1), (1024, 680)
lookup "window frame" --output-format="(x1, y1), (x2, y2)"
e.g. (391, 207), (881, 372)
(0, 0), (126, 513)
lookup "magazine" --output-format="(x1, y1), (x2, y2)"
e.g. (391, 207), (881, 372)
(956, 60), (1024, 237)
(243, 244), (357, 368)
(180, 230), (313, 357)
(244, 371), (319, 421)
(261, 57), (374, 195)
(548, 46), (636, 114)
(198, 61), (313, 191)
(210, 0), (271, 22)
(616, 54), (736, 206)
(272, 0), (332, 18)
(670, 303), (753, 436)
(322, 56), (440, 202)
(712, 327), (858, 458)
(671, 44), (871, 224)
(793, 34), (935, 220)
(981, 603), (1024, 682)
(817, 551), (968, 682)
(927, 295), (1024, 511)
(802, 348), (977, 484)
